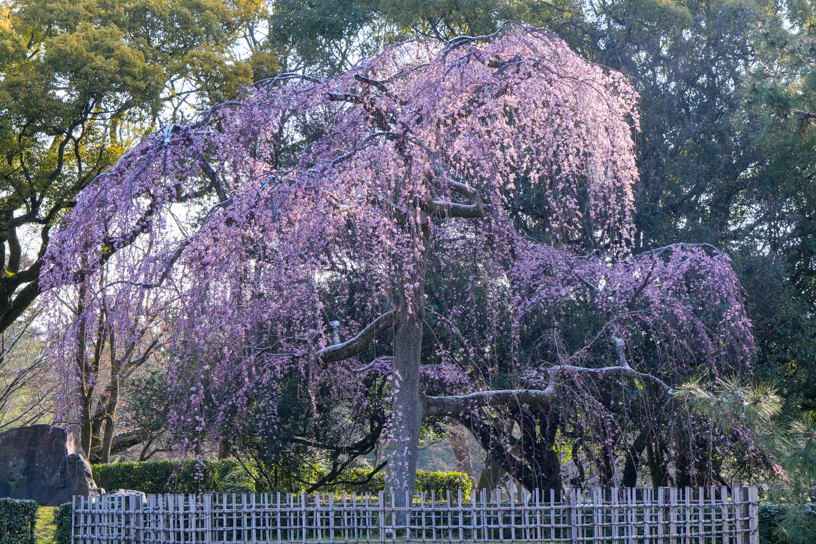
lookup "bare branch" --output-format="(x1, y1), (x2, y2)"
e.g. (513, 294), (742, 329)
(425, 363), (673, 416)
(354, 74), (390, 95)
(317, 311), (394, 363)
(425, 388), (556, 416)
(429, 177), (484, 218)
(794, 110), (816, 120)
(443, 178), (479, 200)
(431, 199), (484, 218)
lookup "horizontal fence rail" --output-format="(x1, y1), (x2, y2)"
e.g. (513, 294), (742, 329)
(71, 486), (759, 543)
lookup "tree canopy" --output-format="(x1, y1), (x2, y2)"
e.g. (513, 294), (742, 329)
(0, 0), (254, 334)
(40, 23), (756, 496)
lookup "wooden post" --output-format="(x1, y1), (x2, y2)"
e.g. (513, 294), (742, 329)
(458, 488), (464, 543)
(722, 485), (731, 543)
(593, 488), (601, 543)
(669, 487), (677, 544)
(748, 486), (759, 544)
(377, 490), (385, 544)
(657, 488), (665, 544)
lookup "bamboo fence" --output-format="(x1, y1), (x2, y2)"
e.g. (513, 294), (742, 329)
(71, 486), (759, 543)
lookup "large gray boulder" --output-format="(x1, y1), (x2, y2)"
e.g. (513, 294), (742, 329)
(0, 424), (100, 506)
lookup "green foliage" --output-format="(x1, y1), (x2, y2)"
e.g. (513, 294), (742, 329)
(53, 504), (72, 544)
(758, 503), (816, 544)
(267, 0), (384, 75)
(93, 459), (241, 494)
(0, 0), (258, 338)
(327, 469), (471, 497)
(759, 503), (784, 544)
(415, 471), (473, 498)
(378, 0), (521, 39)
(93, 460), (471, 498)
(0, 498), (36, 544)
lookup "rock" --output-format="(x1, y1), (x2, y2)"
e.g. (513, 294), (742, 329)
(0, 425), (100, 506)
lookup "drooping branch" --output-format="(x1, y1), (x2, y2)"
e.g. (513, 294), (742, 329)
(316, 311), (395, 363)
(425, 364), (674, 417)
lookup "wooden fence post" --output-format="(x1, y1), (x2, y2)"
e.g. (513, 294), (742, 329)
(64, 486), (763, 544)
(749, 486), (759, 544)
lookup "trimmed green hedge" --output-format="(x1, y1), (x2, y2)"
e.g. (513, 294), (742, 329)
(94, 460), (472, 497)
(759, 503), (783, 544)
(416, 470), (472, 498)
(329, 469), (472, 497)
(0, 498), (36, 544)
(93, 459), (240, 494)
(54, 503), (72, 544)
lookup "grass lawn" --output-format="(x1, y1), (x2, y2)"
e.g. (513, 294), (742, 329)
(35, 506), (56, 544)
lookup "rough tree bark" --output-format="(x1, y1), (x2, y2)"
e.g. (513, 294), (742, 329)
(387, 214), (431, 505)
(449, 424), (473, 478)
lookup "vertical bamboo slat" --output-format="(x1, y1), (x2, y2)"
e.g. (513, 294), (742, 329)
(68, 485), (760, 544)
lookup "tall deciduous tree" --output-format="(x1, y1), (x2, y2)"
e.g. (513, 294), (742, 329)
(42, 24), (754, 495)
(0, 0), (254, 336)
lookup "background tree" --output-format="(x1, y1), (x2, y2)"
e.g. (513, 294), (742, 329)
(43, 246), (169, 461)
(0, 0), (255, 335)
(0, 309), (48, 429)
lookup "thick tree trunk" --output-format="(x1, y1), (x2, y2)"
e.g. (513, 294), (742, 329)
(100, 374), (120, 464)
(89, 401), (106, 455)
(511, 408), (563, 492)
(79, 400), (93, 457)
(387, 303), (425, 505)
(100, 416), (115, 463)
(218, 438), (231, 459)
(646, 440), (669, 488)
(622, 429), (649, 487)
(386, 213), (430, 506)
(477, 456), (507, 493)
(77, 281), (92, 456)
(449, 424), (473, 478)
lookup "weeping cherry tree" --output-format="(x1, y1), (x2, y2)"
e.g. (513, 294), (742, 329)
(41, 23), (754, 496)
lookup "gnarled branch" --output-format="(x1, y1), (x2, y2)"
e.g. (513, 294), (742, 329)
(425, 364), (673, 417)
(317, 311), (394, 363)
(430, 199), (484, 218)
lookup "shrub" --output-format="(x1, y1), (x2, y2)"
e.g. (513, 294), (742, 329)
(759, 503), (783, 543)
(0, 498), (36, 544)
(216, 464), (257, 494)
(94, 460), (473, 498)
(54, 503), (72, 544)
(327, 469), (472, 497)
(93, 459), (240, 494)
(415, 470), (473, 498)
